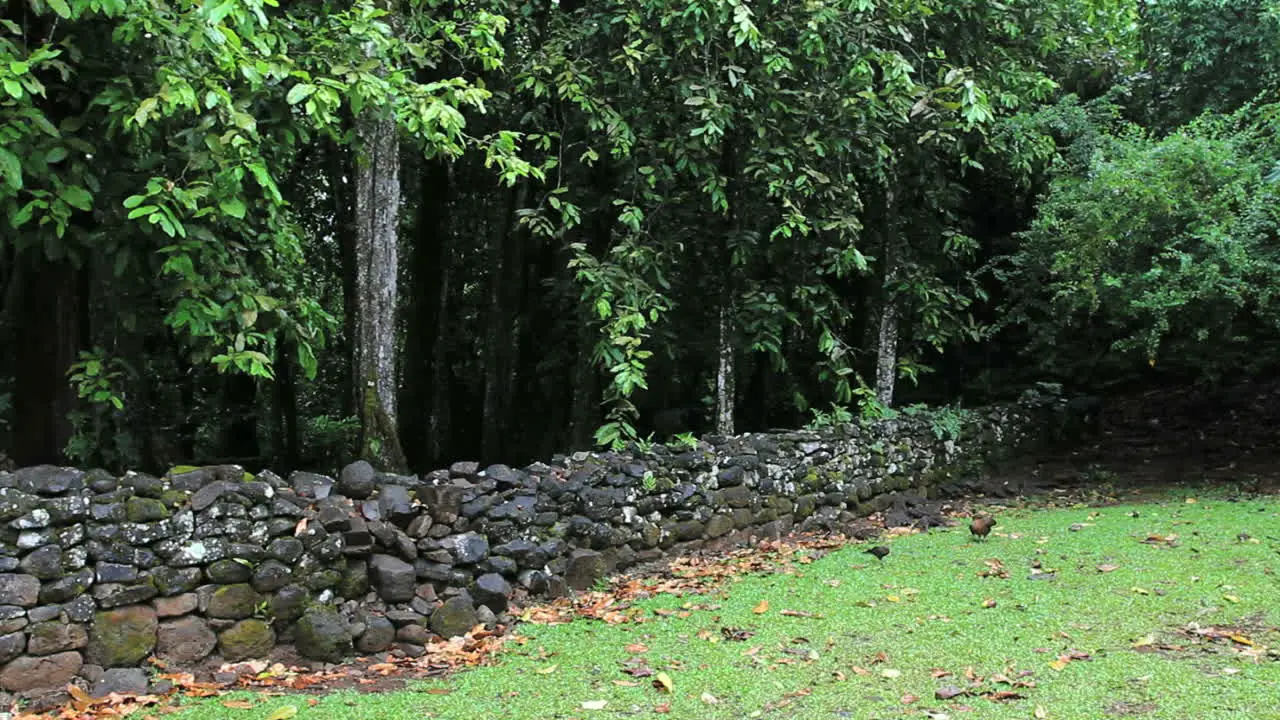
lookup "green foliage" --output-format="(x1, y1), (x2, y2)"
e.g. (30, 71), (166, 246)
(1003, 101), (1280, 385)
(805, 404), (854, 430)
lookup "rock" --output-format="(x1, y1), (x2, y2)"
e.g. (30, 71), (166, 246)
(355, 614), (396, 654)
(205, 559), (252, 584)
(418, 485), (464, 524)
(64, 595), (96, 623)
(429, 596), (477, 639)
(95, 563), (138, 584)
(0, 632), (25, 664)
(14, 466), (84, 496)
(705, 514), (734, 538)
(395, 624), (431, 645)
(149, 567), (203, 596)
(251, 560), (292, 593)
(269, 585), (309, 624)
(153, 593), (198, 618)
(517, 569), (549, 594)
(93, 582), (158, 608)
(86, 606), (157, 667)
(28, 605), (59, 622)
(0, 574), (39, 607)
(19, 546), (63, 580)
(295, 606), (352, 663)
(565, 550), (606, 591)
(27, 621), (88, 655)
(39, 568), (93, 604)
(207, 584), (259, 619)
(475, 605), (497, 629)
(406, 515), (433, 539)
(290, 471), (334, 499)
(378, 486), (415, 523)
(481, 556), (518, 577)
(157, 616), (217, 664)
(125, 497), (170, 522)
(0, 651), (83, 693)
(472, 573), (511, 613)
(266, 537), (305, 564)
(190, 482), (233, 512)
(442, 533), (489, 565)
(90, 668), (149, 697)
(369, 554), (415, 603)
(483, 464), (523, 488)
(338, 461), (376, 500)
(218, 620), (275, 662)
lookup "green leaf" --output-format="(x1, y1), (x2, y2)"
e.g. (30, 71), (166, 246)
(61, 186), (93, 211)
(45, 147), (68, 163)
(123, 194), (147, 209)
(47, 0), (71, 18)
(219, 197), (247, 219)
(286, 83), (317, 105)
(0, 148), (22, 190)
(127, 205), (158, 220)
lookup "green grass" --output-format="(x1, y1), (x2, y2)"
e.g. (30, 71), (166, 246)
(176, 491), (1280, 719)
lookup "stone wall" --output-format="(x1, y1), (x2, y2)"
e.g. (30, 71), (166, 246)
(0, 396), (1056, 700)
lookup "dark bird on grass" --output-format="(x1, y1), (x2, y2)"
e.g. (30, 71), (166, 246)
(864, 545), (890, 562)
(970, 515), (996, 541)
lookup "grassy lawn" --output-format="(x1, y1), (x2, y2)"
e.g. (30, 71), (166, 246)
(176, 489), (1280, 719)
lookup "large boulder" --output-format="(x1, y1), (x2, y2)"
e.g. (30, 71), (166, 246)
(295, 606), (352, 663)
(471, 573), (511, 613)
(429, 596), (477, 639)
(218, 620), (275, 662)
(369, 554), (415, 603)
(207, 584), (260, 619)
(338, 461), (376, 499)
(0, 574), (40, 607)
(0, 651), (83, 693)
(86, 606), (157, 667)
(157, 616), (217, 664)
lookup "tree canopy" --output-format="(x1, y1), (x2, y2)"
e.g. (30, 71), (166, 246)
(1, 0), (1276, 472)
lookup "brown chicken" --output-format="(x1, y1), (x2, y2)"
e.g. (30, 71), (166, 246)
(970, 515), (996, 541)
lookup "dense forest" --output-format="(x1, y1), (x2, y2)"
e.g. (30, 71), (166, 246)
(0, 0), (1277, 474)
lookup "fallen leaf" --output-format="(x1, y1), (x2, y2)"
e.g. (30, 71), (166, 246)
(613, 680), (639, 687)
(582, 700), (608, 710)
(1036, 705), (1048, 718)
(1131, 587), (1150, 595)
(701, 692), (719, 705)
(880, 668), (902, 679)
(1096, 564), (1119, 573)
(901, 693), (921, 704)
(625, 643), (649, 654)
(1185, 498), (1197, 504)
(221, 701), (255, 710)
(654, 702), (672, 713)
(982, 599), (997, 608)
(936, 686), (966, 700)
(654, 672), (674, 693)
(265, 706), (298, 720)
(1229, 634), (1254, 645)
(753, 600), (769, 614)
(536, 664), (559, 674)
(1223, 594), (1241, 603)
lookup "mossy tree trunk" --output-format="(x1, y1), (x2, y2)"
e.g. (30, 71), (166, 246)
(352, 106), (408, 472)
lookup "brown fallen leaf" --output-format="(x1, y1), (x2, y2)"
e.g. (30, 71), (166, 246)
(625, 643), (649, 654)
(780, 609), (822, 618)
(1096, 564), (1120, 573)
(654, 702), (672, 713)
(936, 685), (967, 700)
(753, 599), (770, 614)
(221, 701), (255, 710)
(613, 680), (640, 687)
(536, 664), (559, 674)
(901, 694), (921, 704)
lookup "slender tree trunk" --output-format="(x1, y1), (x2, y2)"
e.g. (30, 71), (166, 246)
(480, 181), (528, 460)
(352, 108), (408, 471)
(330, 140), (358, 421)
(274, 336), (299, 470)
(218, 373), (259, 461)
(401, 160), (451, 469)
(10, 256), (86, 466)
(714, 139), (738, 437)
(874, 189), (899, 408)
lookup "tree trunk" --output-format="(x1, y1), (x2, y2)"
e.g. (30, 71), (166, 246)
(352, 109), (408, 472)
(714, 139), (738, 437)
(874, 190), (899, 408)
(400, 160), (451, 469)
(715, 300), (736, 436)
(10, 256), (86, 466)
(273, 336), (299, 470)
(480, 181), (528, 461)
(330, 139), (358, 421)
